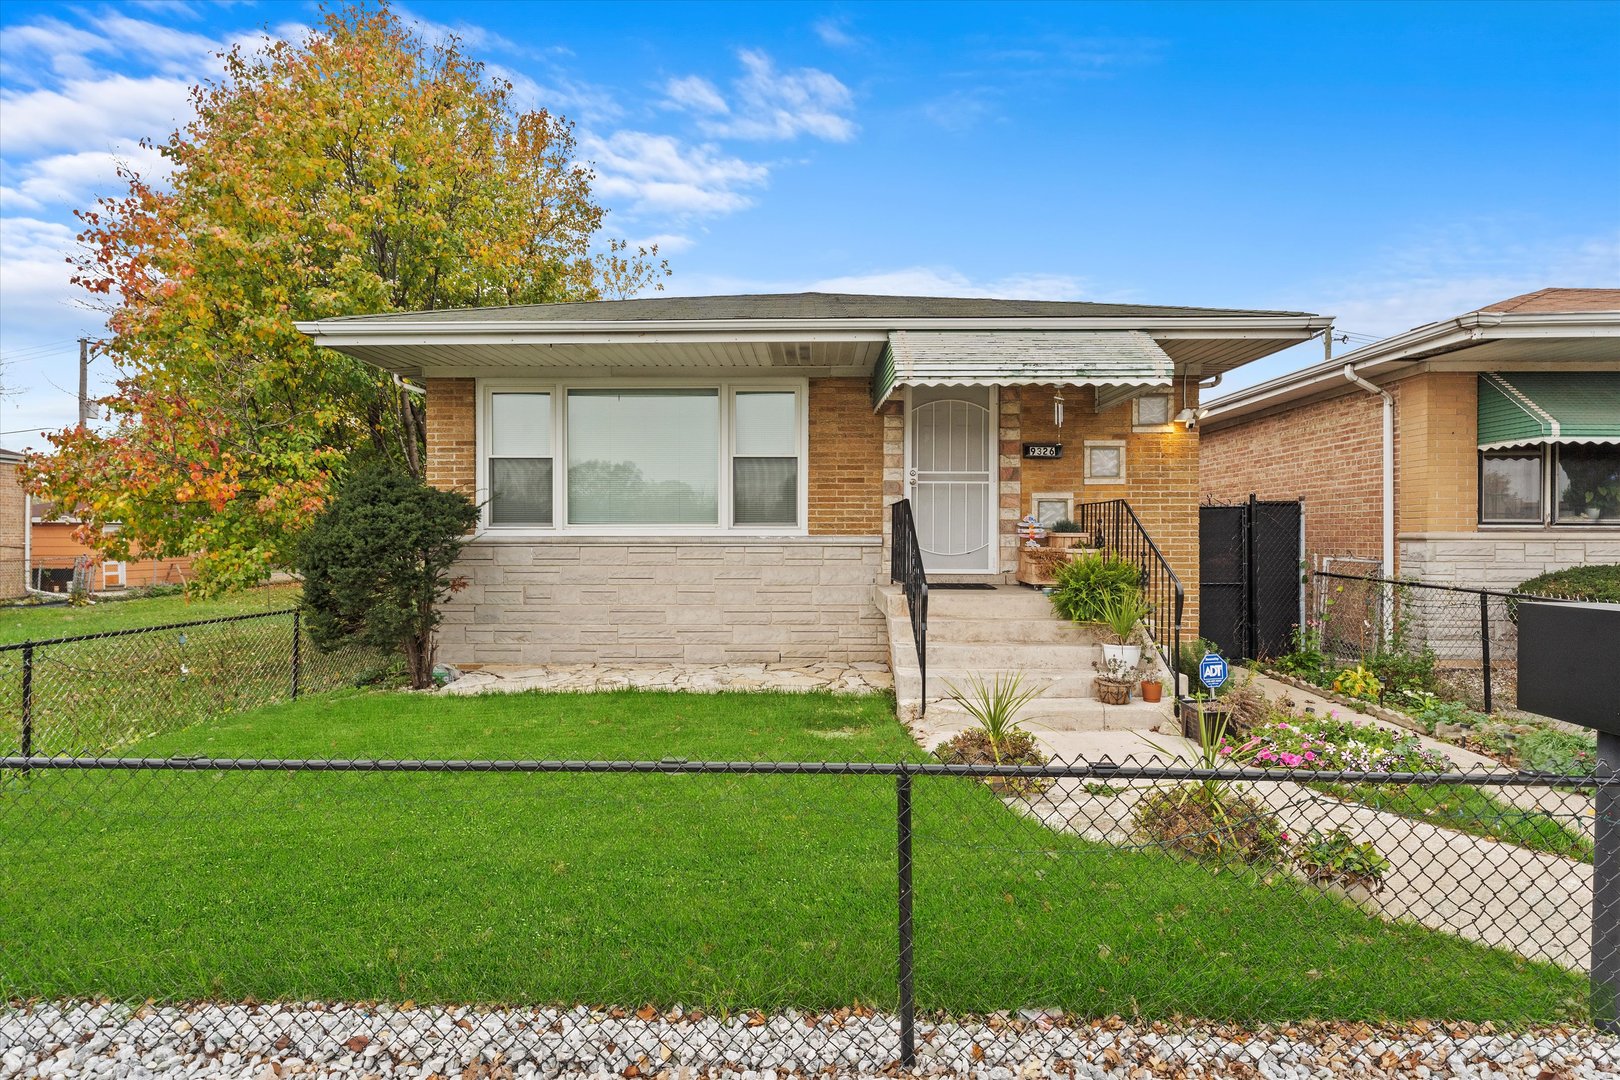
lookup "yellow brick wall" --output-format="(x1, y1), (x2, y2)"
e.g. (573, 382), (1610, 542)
(1016, 379), (1202, 637)
(1200, 389), (1387, 564)
(425, 377), (477, 497)
(808, 377), (886, 535)
(1395, 371), (1477, 535)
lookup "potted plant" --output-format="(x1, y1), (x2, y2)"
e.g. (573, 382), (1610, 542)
(1097, 590), (1148, 673)
(1141, 676), (1164, 703)
(1178, 690), (1236, 744)
(1047, 518), (1085, 550)
(1293, 828), (1390, 908)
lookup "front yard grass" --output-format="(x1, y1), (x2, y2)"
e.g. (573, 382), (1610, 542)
(0, 690), (1589, 1026)
(0, 584), (302, 646)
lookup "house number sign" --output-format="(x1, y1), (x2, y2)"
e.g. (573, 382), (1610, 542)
(1022, 442), (1063, 459)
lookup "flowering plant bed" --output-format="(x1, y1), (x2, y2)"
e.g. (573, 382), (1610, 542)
(1221, 714), (1451, 773)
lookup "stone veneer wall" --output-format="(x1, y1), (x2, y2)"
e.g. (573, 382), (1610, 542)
(1399, 533), (1620, 592)
(437, 536), (888, 667)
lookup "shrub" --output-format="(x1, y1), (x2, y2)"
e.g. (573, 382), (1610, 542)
(1367, 643), (1436, 696)
(1271, 624), (1333, 686)
(1049, 517), (1080, 534)
(1515, 563), (1620, 605)
(1049, 552), (1141, 624)
(296, 464), (480, 689)
(934, 728), (1051, 797)
(1331, 663), (1383, 701)
(1293, 828), (1390, 889)
(941, 672), (1046, 764)
(1517, 727), (1599, 776)
(1134, 787), (1288, 866)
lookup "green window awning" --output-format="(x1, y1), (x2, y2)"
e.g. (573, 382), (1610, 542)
(1477, 372), (1620, 451)
(870, 330), (1173, 408)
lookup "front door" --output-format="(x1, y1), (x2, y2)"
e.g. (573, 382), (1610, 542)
(906, 385), (997, 573)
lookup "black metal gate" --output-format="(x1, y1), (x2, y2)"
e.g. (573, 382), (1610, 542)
(1199, 497), (1304, 660)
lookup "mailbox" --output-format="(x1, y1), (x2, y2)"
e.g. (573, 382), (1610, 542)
(1517, 601), (1620, 735)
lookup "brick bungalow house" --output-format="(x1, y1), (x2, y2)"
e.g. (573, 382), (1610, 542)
(0, 449), (24, 600)
(1200, 289), (1620, 590)
(299, 293), (1327, 688)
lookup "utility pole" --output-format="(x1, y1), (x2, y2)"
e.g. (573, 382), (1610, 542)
(77, 337), (90, 428)
(1323, 325), (1334, 362)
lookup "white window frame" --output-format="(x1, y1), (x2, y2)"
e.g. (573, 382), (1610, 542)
(1132, 393), (1174, 432)
(1083, 440), (1127, 485)
(475, 377), (809, 536)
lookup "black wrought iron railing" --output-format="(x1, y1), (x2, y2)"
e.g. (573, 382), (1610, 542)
(1074, 499), (1186, 700)
(889, 499), (929, 714)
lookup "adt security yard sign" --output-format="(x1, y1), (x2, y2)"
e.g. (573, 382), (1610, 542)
(1198, 652), (1229, 691)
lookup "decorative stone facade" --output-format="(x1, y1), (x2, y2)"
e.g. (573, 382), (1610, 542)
(436, 536), (888, 667)
(1399, 533), (1620, 592)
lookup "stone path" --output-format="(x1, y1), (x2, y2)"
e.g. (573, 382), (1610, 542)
(6, 1001), (1614, 1079)
(442, 662), (892, 697)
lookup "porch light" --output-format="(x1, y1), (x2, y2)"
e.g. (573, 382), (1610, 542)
(1174, 407), (1198, 428)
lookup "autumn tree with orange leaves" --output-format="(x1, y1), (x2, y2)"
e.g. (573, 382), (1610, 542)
(33, 2), (666, 590)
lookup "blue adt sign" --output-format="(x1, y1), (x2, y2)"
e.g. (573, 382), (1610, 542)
(1198, 652), (1229, 691)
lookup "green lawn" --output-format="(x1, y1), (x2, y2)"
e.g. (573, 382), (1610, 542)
(0, 690), (1589, 1025)
(1329, 782), (1594, 862)
(0, 584), (302, 647)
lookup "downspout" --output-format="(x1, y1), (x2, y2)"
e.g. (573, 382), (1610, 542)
(1343, 364), (1396, 640)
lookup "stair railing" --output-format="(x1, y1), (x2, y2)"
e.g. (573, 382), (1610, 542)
(1074, 499), (1186, 701)
(889, 499), (929, 714)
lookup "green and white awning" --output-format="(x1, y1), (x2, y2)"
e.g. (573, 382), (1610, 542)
(1477, 372), (1620, 451)
(871, 330), (1174, 408)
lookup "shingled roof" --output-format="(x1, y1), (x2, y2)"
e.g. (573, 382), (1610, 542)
(1480, 288), (1620, 315)
(313, 291), (1315, 325)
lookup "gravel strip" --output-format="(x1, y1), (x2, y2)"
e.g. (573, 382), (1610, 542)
(4, 1001), (1618, 1079)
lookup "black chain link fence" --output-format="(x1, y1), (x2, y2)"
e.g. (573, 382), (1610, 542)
(2, 752), (1616, 1077)
(1310, 572), (1594, 715)
(0, 610), (391, 757)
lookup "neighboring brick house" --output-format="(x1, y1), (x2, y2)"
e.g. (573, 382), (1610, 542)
(1200, 289), (1620, 590)
(0, 449), (25, 600)
(299, 293), (1327, 670)
(27, 501), (194, 593)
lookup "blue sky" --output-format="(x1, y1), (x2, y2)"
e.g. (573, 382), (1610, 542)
(1, 0), (1617, 444)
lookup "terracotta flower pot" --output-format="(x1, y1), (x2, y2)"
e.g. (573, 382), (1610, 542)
(1140, 680), (1162, 703)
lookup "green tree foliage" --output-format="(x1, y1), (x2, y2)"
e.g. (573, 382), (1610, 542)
(296, 464), (479, 689)
(31, 2), (666, 590)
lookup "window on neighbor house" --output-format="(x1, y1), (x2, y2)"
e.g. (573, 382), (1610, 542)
(484, 383), (803, 531)
(1478, 444), (1620, 525)
(488, 392), (553, 525)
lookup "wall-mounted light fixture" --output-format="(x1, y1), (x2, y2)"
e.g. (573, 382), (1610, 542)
(1174, 407), (1198, 429)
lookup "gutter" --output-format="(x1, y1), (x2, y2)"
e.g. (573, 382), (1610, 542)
(1342, 365), (1397, 636)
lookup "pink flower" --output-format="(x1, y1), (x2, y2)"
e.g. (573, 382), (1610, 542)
(1304, 751), (1316, 762)
(1280, 753), (1304, 767)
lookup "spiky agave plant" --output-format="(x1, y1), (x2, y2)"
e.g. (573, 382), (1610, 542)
(942, 671), (1046, 763)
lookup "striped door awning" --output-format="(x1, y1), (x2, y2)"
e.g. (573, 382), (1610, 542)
(871, 330), (1174, 408)
(1477, 372), (1620, 450)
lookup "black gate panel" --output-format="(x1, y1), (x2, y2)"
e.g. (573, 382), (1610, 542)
(1199, 505), (1247, 659)
(1199, 498), (1303, 661)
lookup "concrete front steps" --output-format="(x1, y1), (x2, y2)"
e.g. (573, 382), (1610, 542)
(876, 584), (1176, 740)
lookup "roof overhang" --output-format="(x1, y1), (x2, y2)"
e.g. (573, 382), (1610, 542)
(295, 311), (1331, 381)
(1201, 309), (1620, 431)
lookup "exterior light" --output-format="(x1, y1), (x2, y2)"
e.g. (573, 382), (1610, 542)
(1174, 407), (1198, 428)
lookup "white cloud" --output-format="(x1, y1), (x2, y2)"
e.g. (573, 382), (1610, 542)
(580, 130), (769, 217)
(812, 17), (861, 50)
(805, 266), (1091, 301)
(664, 49), (856, 143)
(662, 75), (728, 116)
(3, 145), (172, 213)
(0, 73), (193, 155)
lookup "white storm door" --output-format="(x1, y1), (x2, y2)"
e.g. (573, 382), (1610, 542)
(906, 385), (997, 573)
